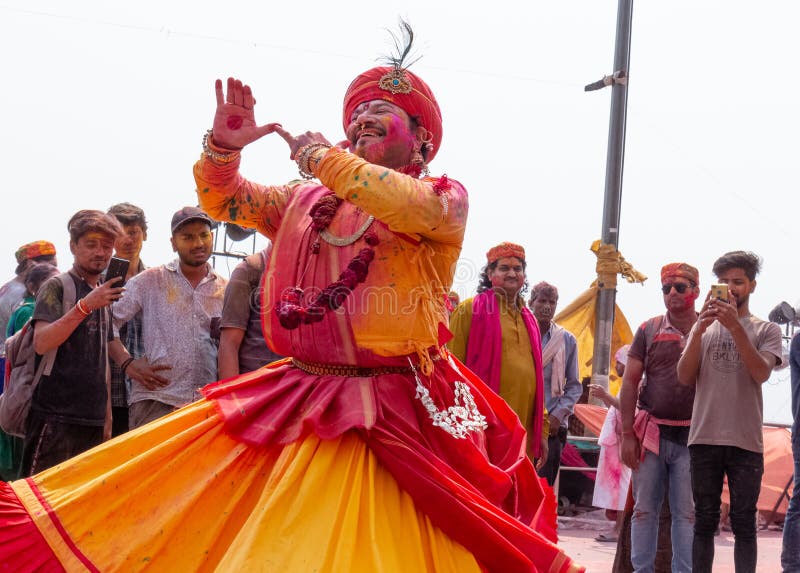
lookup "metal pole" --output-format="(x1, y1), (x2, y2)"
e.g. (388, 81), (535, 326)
(591, 0), (633, 395)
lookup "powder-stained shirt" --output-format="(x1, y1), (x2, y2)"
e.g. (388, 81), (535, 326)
(630, 314), (696, 421)
(32, 272), (112, 426)
(112, 260), (227, 408)
(687, 315), (783, 453)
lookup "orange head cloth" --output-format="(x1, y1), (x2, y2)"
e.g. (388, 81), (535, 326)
(660, 262), (699, 285)
(15, 240), (56, 264)
(486, 242), (526, 265)
(342, 66), (443, 162)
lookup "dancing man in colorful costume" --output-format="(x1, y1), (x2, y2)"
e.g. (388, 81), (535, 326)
(0, 24), (582, 573)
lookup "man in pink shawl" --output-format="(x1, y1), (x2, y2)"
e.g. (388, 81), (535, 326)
(448, 242), (549, 465)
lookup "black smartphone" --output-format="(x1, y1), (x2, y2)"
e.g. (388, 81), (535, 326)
(105, 256), (130, 287)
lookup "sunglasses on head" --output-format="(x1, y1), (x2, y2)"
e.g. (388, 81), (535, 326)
(661, 283), (692, 295)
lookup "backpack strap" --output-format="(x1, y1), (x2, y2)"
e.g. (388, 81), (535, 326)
(641, 315), (665, 373)
(39, 273), (77, 378)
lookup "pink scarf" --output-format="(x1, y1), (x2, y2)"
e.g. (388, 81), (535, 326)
(464, 290), (545, 456)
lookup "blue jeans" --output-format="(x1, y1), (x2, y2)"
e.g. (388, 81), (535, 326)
(690, 444), (763, 573)
(631, 437), (694, 573)
(782, 438), (800, 572)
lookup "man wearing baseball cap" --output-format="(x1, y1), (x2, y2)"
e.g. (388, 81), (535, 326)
(108, 206), (226, 429)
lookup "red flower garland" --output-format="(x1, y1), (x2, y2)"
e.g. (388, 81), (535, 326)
(275, 193), (380, 330)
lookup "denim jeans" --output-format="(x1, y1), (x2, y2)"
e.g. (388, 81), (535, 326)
(630, 436), (694, 573)
(782, 438), (800, 572)
(689, 444), (764, 573)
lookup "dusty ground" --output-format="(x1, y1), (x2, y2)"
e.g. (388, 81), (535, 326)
(557, 513), (785, 573)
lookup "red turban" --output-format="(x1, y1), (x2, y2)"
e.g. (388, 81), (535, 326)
(486, 242), (526, 264)
(661, 262), (699, 285)
(342, 66), (443, 162)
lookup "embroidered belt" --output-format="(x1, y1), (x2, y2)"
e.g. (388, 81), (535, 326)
(292, 355), (441, 377)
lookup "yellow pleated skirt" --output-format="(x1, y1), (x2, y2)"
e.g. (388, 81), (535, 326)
(12, 398), (482, 572)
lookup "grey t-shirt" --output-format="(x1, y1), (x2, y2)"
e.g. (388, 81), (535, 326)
(687, 315), (783, 452)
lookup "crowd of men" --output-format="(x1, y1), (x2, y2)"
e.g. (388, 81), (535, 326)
(447, 243), (793, 573)
(0, 203), (283, 479)
(0, 218), (797, 572)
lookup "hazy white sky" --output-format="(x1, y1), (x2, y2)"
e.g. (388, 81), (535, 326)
(1, 1), (797, 419)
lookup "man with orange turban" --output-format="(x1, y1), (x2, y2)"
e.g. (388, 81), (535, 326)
(619, 262), (701, 572)
(0, 25), (583, 573)
(0, 241), (58, 370)
(448, 242), (550, 466)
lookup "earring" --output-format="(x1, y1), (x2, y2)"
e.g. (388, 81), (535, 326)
(411, 145), (429, 177)
(411, 147), (424, 167)
(418, 129), (434, 175)
(420, 129), (434, 145)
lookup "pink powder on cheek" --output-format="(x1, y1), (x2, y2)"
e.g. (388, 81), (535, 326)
(382, 115), (416, 146)
(684, 289), (703, 308)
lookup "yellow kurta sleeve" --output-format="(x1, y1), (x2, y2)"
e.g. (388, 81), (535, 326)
(315, 148), (467, 246)
(447, 298), (474, 362)
(193, 153), (296, 240)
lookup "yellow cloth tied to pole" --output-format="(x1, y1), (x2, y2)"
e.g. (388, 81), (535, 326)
(552, 241), (645, 397)
(591, 239), (648, 288)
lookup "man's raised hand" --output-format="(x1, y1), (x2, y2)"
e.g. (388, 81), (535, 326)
(211, 78), (282, 150)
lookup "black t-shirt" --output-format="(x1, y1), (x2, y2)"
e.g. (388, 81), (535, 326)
(31, 273), (111, 426)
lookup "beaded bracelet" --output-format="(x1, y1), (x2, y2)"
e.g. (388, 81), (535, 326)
(295, 143), (331, 180)
(202, 130), (240, 164)
(75, 298), (91, 316)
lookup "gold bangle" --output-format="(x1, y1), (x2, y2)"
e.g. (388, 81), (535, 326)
(295, 143), (330, 180)
(75, 298), (91, 316)
(202, 130), (240, 164)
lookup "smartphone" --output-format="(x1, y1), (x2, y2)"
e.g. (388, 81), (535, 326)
(105, 256), (130, 287)
(710, 283), (729, 302)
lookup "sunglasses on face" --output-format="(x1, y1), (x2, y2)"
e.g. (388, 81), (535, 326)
(661, 283), (691, 295)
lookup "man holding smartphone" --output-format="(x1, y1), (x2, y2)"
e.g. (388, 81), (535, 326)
(21, 211), (123, 475)
(677, 251), (784, 573)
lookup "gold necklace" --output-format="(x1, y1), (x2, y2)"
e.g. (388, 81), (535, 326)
(319, 215), (375, 247)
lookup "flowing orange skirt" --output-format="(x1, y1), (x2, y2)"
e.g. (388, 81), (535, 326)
(8, 398), (485, 572)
